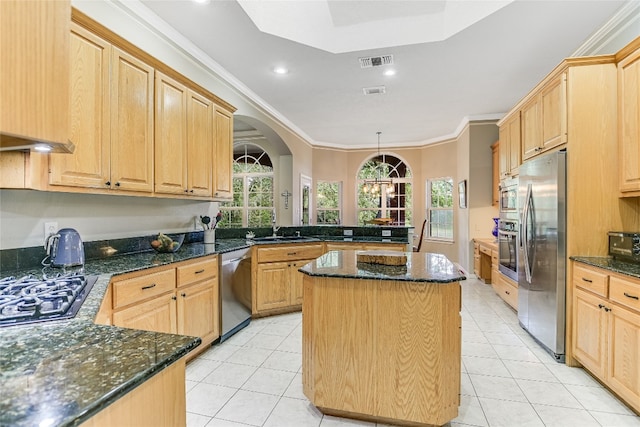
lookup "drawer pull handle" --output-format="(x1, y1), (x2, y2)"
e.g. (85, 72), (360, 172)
(287, 252), (298, 256)
(194, 269), (205, 274)
(582, 278), (593, 283)
(624, 292), (639, 300)
(141, 283), (156, 290)
(505, 290), (510, 295)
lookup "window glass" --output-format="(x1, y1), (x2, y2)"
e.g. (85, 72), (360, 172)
(316, 181), (341, 224)
(219, 143), (274, 228)
(356, 154), (412, 226)
(427, 178), (454, 240)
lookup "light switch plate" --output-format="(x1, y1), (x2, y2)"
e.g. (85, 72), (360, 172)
(382, 230), (391, 237)
(343, 229), (353, 236)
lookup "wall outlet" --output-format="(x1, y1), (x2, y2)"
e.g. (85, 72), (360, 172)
(343, 229), (353, 236)
(44, 222), (58, 241)
(382, 230), (391, 237)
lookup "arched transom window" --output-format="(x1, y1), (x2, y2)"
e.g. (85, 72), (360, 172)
(357, 154), (412, 226)
(219, 143), (274, 228)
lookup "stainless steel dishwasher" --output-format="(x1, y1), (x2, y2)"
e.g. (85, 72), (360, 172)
(219, 247), (252, 342)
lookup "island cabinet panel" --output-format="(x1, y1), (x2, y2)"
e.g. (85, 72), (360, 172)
(376, 281), (461, 424)
(303, 274), (461, 426)
(307, 277), (377, 414)
(618, 44), (640, 195)
(81, 358), (186, 427)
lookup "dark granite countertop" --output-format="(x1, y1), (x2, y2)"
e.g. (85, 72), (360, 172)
(570, 256), (640, 280)
(300, 250), (466, 283)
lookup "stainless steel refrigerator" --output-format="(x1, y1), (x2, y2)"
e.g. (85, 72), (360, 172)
(518, 150), (566, 363)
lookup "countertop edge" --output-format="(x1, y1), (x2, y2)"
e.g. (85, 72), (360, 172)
(570, 256), (640, 280)
(62, 336), (201, 427)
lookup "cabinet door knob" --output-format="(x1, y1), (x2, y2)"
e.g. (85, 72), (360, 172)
(171, 295), (177, 301)
(115, 182), (121, 187)
(105, 181), (111, 186)
(181, 293), (186, 298)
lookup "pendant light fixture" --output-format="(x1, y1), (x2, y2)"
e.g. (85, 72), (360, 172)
(361, 132), (395, 197)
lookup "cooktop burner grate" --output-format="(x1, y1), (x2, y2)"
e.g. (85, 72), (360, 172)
(0, 273), (97, 327)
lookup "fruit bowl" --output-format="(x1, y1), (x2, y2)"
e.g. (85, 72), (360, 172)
(150, 233), (185, 253)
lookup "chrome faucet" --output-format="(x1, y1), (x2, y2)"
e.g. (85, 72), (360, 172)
(272, 209), (280, 237)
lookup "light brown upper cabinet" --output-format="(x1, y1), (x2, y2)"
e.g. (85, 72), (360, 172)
(491, 141), (499, 206)
(155, 72), (214, 197)
(50, 23), (111, 189)
(213, 105), (234, 200)
(521, 73), (567, 161)
(498, 112), (520, 179)
(110, 47), (155, 193)
(618, 43), (640, 196)
(0, 0), (70, 148)
(50, 27), (155, 194)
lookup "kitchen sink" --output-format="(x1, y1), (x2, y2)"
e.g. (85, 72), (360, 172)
(253, 235), (314, 242)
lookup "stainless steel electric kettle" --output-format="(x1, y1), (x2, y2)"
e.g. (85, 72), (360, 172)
(44, 228), (85, 267)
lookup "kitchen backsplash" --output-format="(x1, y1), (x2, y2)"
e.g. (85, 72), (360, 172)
(0, 226), (410, 274)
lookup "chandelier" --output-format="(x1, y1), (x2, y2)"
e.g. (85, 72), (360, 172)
(361, 131), (395, 197)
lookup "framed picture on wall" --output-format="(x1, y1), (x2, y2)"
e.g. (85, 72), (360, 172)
(458, 180), (467, 209)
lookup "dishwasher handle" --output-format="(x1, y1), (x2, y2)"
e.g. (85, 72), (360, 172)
(222, 254), (249, 266)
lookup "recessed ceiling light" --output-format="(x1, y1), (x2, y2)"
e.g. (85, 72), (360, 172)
(192, 0), (210, 4)
(273, 67), (289, 75)
(383, 69), (396, 77)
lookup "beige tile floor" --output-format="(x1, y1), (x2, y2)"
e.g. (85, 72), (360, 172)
(185, 278), (640, 427)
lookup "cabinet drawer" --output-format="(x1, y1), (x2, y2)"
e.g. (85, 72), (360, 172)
(573, 264), (609, 297)
(500, 275), (518, 309)
(610, 275), (640, 313)
(113, 269), (176, 309)
(177, 257), (217, 287)
(480, 245), (492, 256)
(257, 243), (324, 263)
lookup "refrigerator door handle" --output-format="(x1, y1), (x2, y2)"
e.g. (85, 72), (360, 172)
(522, 183), (533, 284)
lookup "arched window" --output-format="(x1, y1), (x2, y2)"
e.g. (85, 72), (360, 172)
(219, 143), (274, 228)
(357, 154), (412, 225)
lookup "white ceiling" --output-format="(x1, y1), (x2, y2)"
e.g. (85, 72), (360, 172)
(139, 0), (627, 149)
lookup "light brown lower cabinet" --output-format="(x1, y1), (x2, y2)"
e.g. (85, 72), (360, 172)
(253, 243), (324, 316)
(492, 272), (518, 310)
(108, 256), (219, 360)
(80, 358), (186, 427)
(572, 262), (640, 413)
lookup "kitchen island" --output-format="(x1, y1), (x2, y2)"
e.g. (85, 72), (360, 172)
(300, 251), (465, 427)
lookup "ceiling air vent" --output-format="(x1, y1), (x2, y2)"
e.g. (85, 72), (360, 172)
(363, 86), (386, 95)
(359, 54), (394, 69)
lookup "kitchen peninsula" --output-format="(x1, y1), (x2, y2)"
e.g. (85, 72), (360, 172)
(300, 251), (465, 426)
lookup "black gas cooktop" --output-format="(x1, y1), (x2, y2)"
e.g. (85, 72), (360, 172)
(0, 272), (97, 327)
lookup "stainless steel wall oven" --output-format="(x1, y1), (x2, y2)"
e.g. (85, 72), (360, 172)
(498, 177), (519, 282)
(498, 218), (519, 281)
